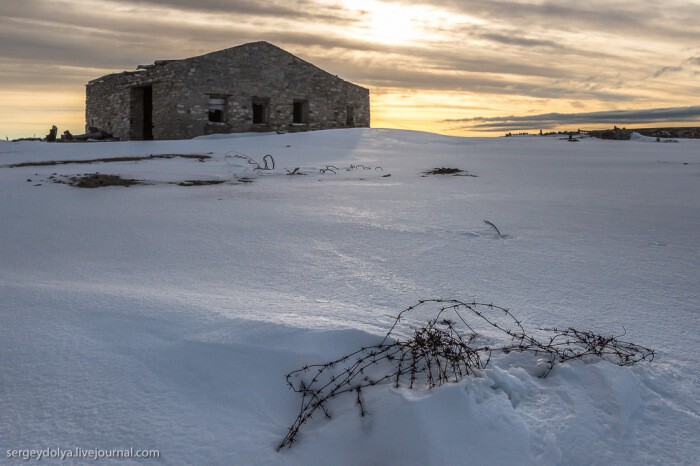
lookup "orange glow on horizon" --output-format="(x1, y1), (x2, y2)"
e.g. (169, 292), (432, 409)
(2, 0), (699, 140)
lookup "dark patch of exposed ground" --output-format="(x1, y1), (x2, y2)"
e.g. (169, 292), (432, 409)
(36, 173), (239, 188)
(6, 153), (211, 168)
(423, 167), (477, 177)
(64, 173), (143, 188)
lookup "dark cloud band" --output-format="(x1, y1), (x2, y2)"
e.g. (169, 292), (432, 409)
(445, 106), (700, 131)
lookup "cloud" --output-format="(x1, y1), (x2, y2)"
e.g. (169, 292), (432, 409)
(0, 0), (683, 96)
(0, 18), (155, 69)
(652, 65), (684, 78)
(0, 12), (608, 102)
(445, 106), (700, 131)
(477, 32), (564, 50)
(121, 0), (341, 18)
(650, 54), (700, 78)
(0, 62), (100, 90)
(0, 0), (364, 69)
(4, 0), (356, 26)
(354, 66), (634, 101)
(385, 0), (700, 43)
(2, 0), (700, 139)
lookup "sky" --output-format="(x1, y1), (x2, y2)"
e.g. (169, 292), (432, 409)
(1, 0), (700, 139)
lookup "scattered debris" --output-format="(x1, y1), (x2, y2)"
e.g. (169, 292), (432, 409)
(319, 165), (338, 174)
(286, 168), (305, 175)
(225, 151), (275, 170)
(72, 127), (115, 141)
(43, 125), (115, 142)
(344, 164), (384, 172)
(176, 180), (225, 186)
(484, 219), (501, 236)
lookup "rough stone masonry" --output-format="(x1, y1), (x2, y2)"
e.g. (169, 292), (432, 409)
(85, 41), (370, 140)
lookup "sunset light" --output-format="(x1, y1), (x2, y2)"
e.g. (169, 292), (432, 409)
(2, 1), (699, 463)
(345, 0), (430, 45)
(1, 0), (699, 139)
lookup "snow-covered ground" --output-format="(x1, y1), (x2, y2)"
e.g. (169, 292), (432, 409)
(1, 129), (698, 464)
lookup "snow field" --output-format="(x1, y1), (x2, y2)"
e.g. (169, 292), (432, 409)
(1, 129), (698, 464)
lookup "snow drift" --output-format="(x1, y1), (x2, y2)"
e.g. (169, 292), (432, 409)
(1, 129), (698, 464)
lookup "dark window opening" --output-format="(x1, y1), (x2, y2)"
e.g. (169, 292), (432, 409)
(252, 97), (269, 124)
(346, 106), (355, 126)
(208, 96), (225, 123)
(293, 100), (309, 124)
(209, 109), (223, 122)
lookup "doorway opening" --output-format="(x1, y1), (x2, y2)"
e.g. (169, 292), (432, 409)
(292, 100), (309, 124)
(130, 85), (153, 140)
(346, 106), (355, 126)
(252, 97), (269, 125)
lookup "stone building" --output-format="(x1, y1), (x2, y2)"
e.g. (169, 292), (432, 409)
(85, 41), (370, 140)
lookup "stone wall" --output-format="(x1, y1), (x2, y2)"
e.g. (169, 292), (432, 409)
(85, 72), (134, 140)
(86, 42), (370, 140)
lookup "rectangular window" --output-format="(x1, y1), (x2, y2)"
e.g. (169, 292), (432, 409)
(208, 95), (225, 123)
(252, 97), (269, 124)
(292, 100), (309, 124)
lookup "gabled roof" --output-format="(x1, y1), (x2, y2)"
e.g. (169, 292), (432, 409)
(88, 41), (348, 86)
(137, 41), (281, 69)
(183, 41), (337, 80)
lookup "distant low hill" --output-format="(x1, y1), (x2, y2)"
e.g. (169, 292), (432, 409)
(587, 126), (700, 140)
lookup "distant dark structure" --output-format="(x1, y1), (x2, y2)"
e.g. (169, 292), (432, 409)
(85, 41), (370, 140)
(587, 126), (700, 140)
